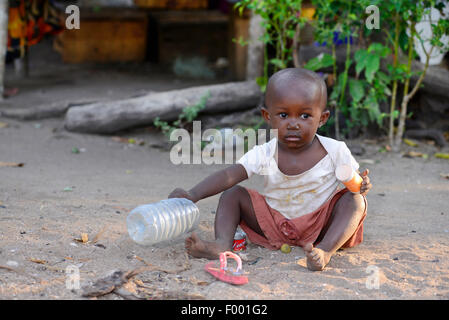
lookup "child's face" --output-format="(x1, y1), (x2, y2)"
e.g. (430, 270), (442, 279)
(261, 86), (329, 150)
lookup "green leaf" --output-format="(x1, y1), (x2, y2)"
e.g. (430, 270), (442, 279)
(354, 49), (369, 76)
(303, 53), (334, 71)
(364, 55), (380, 83)
(392, 110), (399, 119)
(368, 43), (390, 57)
(349, 79), (365, 103)
(269, 58), (286, 69)
(256, 76), (267, 93)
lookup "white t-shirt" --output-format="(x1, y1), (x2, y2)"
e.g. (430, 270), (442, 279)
(237, 134), (359, 219)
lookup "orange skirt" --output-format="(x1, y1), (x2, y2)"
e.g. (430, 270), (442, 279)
(239, 188), (367, 250)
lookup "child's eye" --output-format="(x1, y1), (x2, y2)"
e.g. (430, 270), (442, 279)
(279, 113), (288, 118)
(301, 114), (311, 119)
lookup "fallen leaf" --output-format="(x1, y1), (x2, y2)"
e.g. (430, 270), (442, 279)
(378, 145), (391, 153)
(359, 159), (376, 165)
(403, 151), (428, 159)
(435, 153), (449, 160)
(74, 233), (89, 243)
(29, 258), (47, 265)
(0, 122), (9, 128)
(403, 138), (419, 147)
(111, 136), (144, 146)
(111, 136), (129, 143)
(91, 226), (107, 244)
(0, 162), (24, 167)
(440, 173), (449, 179)
(188, 276), (210, 286)
(326, 73), (335, 87)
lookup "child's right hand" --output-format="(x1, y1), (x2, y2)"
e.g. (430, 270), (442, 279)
(168, 188), (197, 203)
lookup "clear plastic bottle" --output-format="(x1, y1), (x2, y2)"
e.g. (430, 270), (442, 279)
(127, 198), (200, 245)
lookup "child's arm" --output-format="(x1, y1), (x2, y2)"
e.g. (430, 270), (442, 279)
(168, 164), (248, 203)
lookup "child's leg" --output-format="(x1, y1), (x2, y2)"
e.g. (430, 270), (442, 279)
(185, 186), (263, 259)
(304, 192), (366, 271)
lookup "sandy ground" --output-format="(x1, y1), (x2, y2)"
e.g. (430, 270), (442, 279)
(1, 117), (448, 300)
(1, 43), (449, 300)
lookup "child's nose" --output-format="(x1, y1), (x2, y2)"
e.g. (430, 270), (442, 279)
(287, 119), (300, 129)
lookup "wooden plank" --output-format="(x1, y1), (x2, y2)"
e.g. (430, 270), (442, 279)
(134, 0), (208, 10)
(228, 9), (250, 80)
(149, 10), (228, 64)
(78, 8), (147, 20)
(150, 10), (228, 25)
(56, 17), (148, 63)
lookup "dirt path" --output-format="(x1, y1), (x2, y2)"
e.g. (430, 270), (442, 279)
(0, 115), (448, 300)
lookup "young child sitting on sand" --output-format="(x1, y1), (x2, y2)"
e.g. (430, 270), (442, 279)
(168, 68), (372, 271)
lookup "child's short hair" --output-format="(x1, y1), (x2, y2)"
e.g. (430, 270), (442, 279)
(265, 68), (328, 110)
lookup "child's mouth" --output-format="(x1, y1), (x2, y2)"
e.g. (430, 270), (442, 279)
(284, 135), (301, 142)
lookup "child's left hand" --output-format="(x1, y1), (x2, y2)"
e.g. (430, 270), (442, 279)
(360, 169), (372, 196)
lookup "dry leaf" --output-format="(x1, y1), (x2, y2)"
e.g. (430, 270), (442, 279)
(0, 162), (24, 167)
(91, 226), (107, 244)
(111, 136), (144, 146)
(74, 233), (89, 243)
(188, 276), (210, 286)
(111, 136), (128, 143)
(326, 73), (335, 87)
(403, 151), (428, 159)
(385, 145), (392, 152)
(440, 173), (449, 179)
(403, 138), (419, 147)
(0, 122), (8, 128)
(359, 159), (375, 165)
(29, 258), (47, 265)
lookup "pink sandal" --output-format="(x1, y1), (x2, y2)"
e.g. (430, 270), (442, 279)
(204, 251), (249, 285)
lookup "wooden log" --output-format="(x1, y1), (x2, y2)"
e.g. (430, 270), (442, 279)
(64, 81), (261, 134)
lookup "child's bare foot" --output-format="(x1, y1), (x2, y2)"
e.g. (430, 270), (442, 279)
(185, 232), (229, 260)
(304, 243), (332, 271)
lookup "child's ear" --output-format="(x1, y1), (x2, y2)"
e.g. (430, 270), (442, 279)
(261, 107), (271, 123)
(319, 110), (330, 127)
